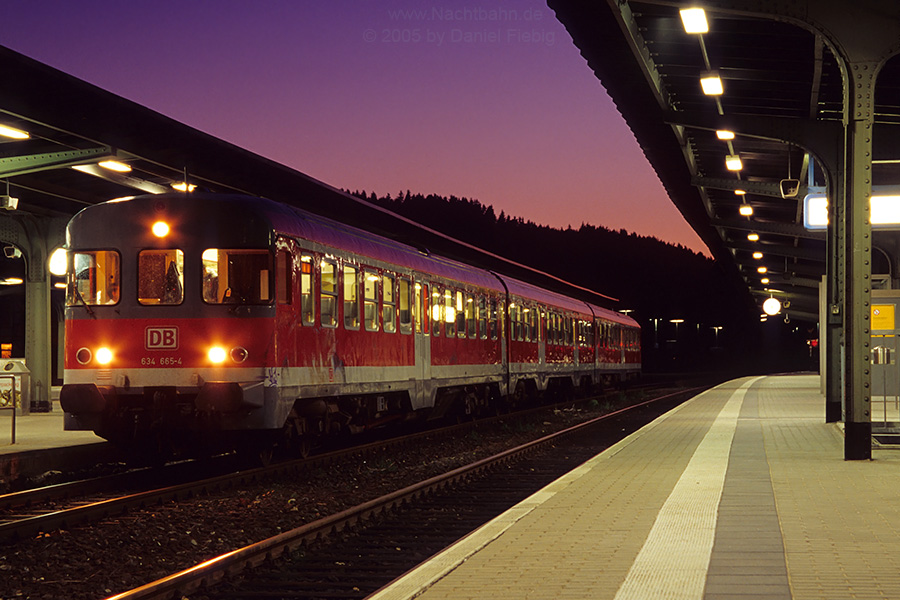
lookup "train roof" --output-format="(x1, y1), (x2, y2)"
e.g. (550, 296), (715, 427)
(70, 193), (638, 327)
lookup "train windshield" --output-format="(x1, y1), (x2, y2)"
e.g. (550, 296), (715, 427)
(67, 250), (121, 306)
(138, 249), (184, 305)
(202, 248), (273, 304)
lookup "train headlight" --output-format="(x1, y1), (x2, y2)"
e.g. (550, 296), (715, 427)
(208, 346), (227, 364)
(95, 347), (113, 365)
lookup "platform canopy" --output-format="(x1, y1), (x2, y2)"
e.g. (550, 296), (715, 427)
(550, 0), (900, 323)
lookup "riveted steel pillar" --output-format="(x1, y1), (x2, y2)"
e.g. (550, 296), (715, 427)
(825, 154), (844, 423)
(842, 63), (878, 460)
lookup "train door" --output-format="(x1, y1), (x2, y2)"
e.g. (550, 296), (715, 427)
(412, 280), (431, 409)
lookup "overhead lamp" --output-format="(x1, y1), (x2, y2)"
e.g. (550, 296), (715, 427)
(739, 203), (753, 217)
(747, 233), (760, 241)
(679, 8), (709, 34)
(172, 182), (196, 192)
(763, 297), (782, 316)
(716, 130), (735, 140)
(757, 266), (768, 274)
(752, 252), (763, 259)
(49, 248), (68, 276)
(98, 160), (132, 173)
(761, 277), (770, 284)
(0, 124), (29, 140)
(700, 74), (724, 96)
(734, 189), (746, 196)
(725, 154), (743, 171)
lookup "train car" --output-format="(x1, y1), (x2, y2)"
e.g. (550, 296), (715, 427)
(60, 193), (639, 456)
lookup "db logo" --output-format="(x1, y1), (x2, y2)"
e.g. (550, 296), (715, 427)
(146, 327), (178, 350)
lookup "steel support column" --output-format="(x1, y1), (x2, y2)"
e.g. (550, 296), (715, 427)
(842, 64), (877, 459)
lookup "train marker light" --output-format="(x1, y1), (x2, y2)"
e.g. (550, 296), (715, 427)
(208, 346), (228, 364)
(763, 297), (782, 316)
(96, 347), (113, 365)
(152, 221), (170, 238)
(679, 8), (708, 34)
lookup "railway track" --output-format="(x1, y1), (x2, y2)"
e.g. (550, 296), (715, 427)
(0, 381), (684, 546)
(101, 386), (703, 600)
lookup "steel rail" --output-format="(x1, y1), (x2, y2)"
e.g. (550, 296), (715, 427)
(103, 386), (705, 600)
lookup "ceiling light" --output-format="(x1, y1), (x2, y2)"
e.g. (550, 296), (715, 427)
(763, 297), (782, 316)
(734, 189), (746, 195)
(716, 130), (735, 140)
(725, 154), (743, 171)
(761, 277), (770, 284)
(871, 195), (900, 225)
(739, 204), (753, 217)
(98, 160), (132, 173)
(700, 74), (724, 95)
(0, 124), (29, 139)
(753, 252), (763, 259)
(757, 266), (768, 274)
(679, 8), (709, 34)
(172, 182), (196, 192)
(747, 233), (760, 241)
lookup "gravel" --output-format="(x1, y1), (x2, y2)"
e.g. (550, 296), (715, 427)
(0, 400), (624, 600)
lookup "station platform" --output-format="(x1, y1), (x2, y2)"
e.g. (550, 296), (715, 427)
(370, 374), (900, 600)
(0, 406), (110, 485)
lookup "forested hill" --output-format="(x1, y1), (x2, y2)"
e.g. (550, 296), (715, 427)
(348, 190), (753, 330)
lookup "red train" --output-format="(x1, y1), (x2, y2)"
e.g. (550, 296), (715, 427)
(60, 193), (640, 456)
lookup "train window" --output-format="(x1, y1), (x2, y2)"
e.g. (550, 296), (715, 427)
(276, 249), (292, 305)
(363, 272), (379, 332)
(444, 289), (456, 337)
(300, 255), (314, 325)
(524, 307), (533, 342)
(68, 250), (120, 306)
(399, 278), (413, 334)
(465, 295), (476, 339)
(456, 291), (466, 339)
(382, 274), (396, 333)
(202, 249), (272, 304)
(477, 296), (487, 340)
(320, 260), (337, 327)
(431, 287), (441, 337)
(344, 265), (360, 330)
(489, 298), (499, 340)
(138, 249), (184, 305)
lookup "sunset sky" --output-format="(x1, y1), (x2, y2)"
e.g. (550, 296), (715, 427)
(1, 0), (709, 255)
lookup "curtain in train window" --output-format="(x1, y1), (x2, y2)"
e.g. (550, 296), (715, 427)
(363, 272), (379, 332)
(383, 274), (396, 333)
(276, 249), (292, 305)
(202, 249), (271, 304)
(399, 278), (413, 334)
(320, 260), (337, 327)
(68, 250), (120, 306)
(466, 294), (476, 339)
(477, 296), (487, 340)
(139, 249), (184, 305)
(344, 265), (359, 329)
(445, 290), (456, 337)
(456, 291), (466, 339)
(300, 255), (314, 325)
(431, 287), (441, 337)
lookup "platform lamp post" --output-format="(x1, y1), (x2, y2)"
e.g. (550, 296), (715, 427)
(711, 325), (723, 347)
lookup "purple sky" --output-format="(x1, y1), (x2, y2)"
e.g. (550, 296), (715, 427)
(1, 0), (708, 255)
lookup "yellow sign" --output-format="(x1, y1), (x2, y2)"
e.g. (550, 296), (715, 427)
(872, 304), (896, 331)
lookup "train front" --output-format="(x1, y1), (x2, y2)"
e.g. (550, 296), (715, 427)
(60, 193), (283, 453)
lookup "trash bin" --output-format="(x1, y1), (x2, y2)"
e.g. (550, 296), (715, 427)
(0, 359), (31, 415)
